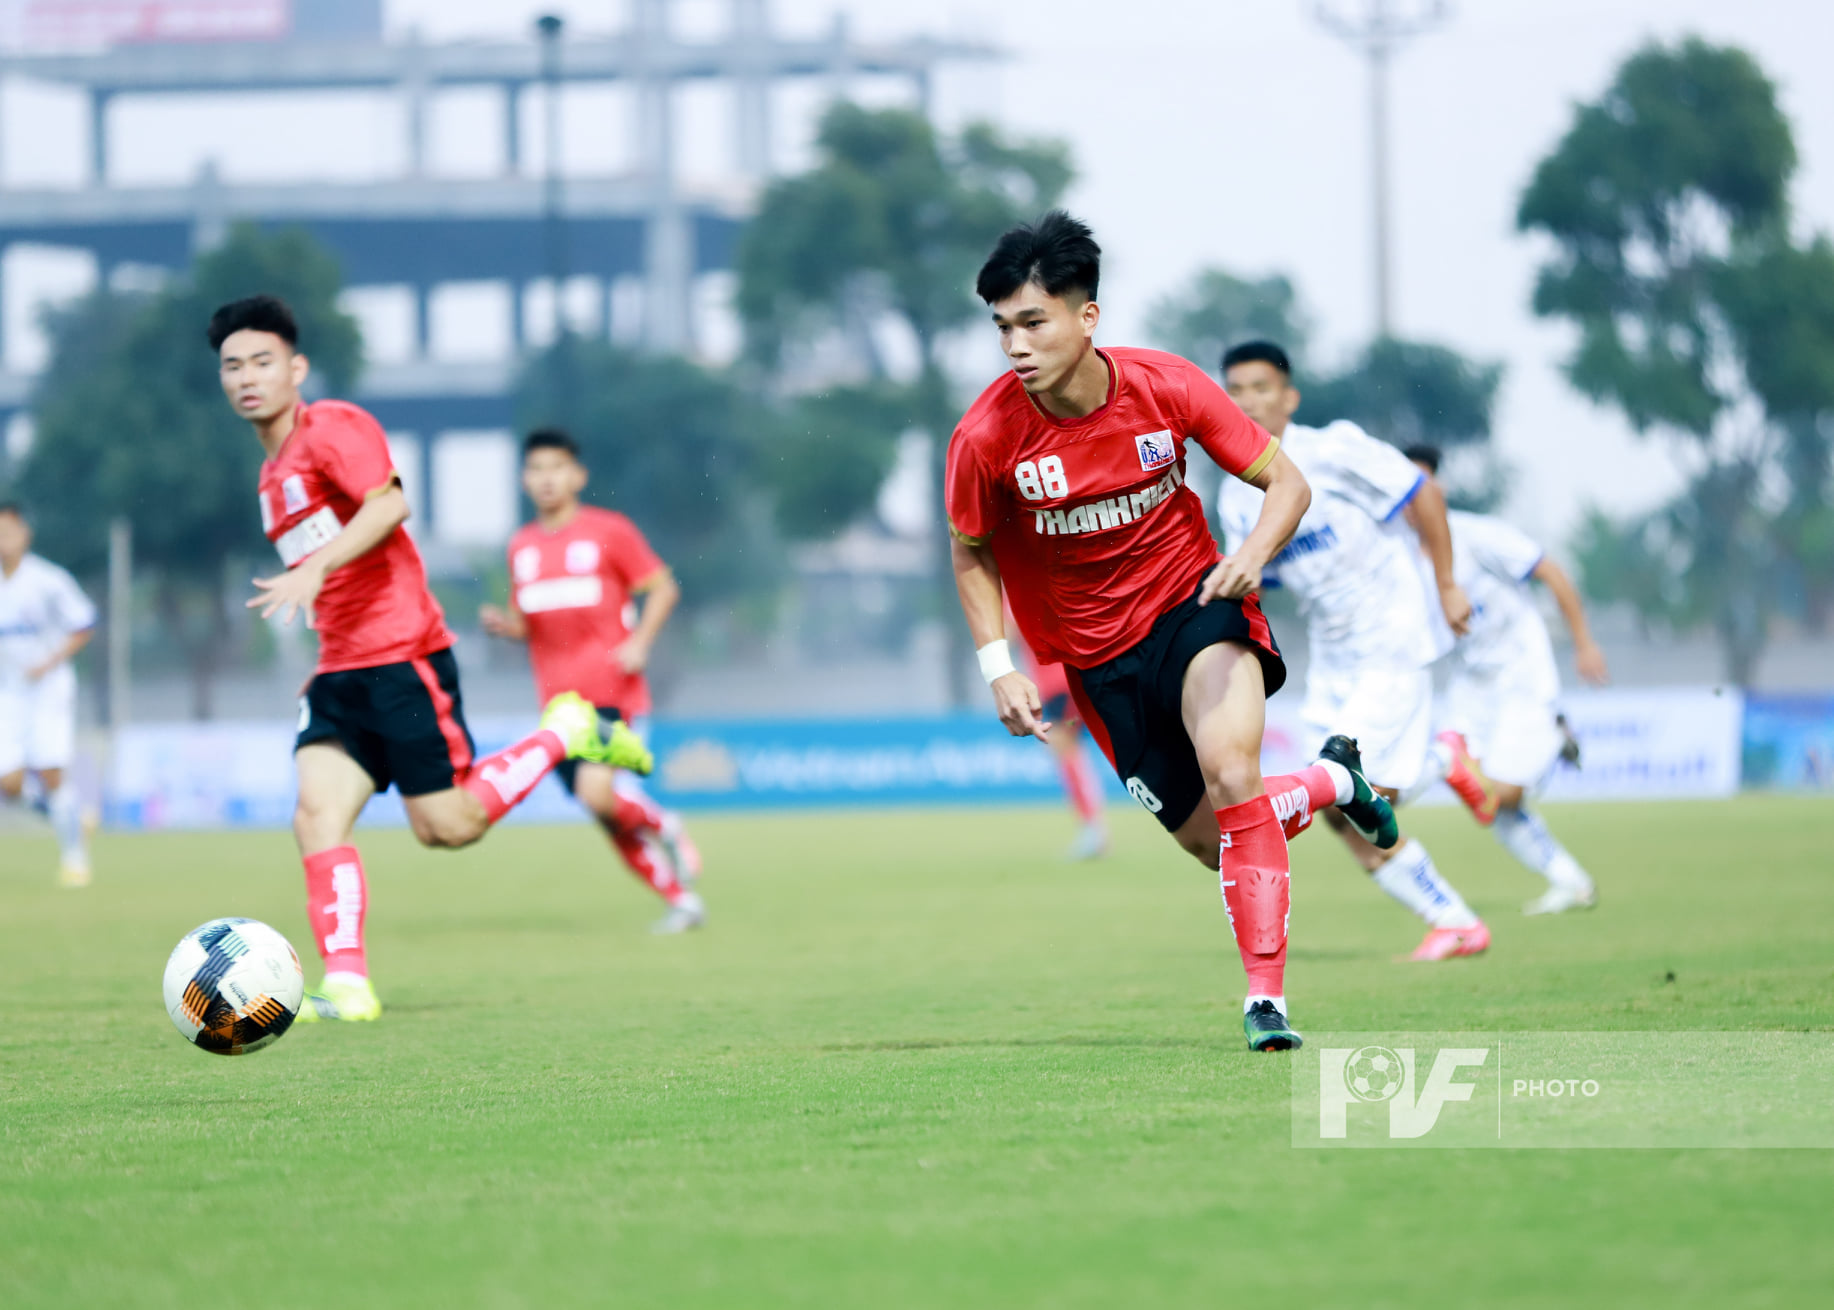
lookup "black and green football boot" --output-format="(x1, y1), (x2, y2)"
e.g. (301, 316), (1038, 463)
(1244, 1000), (1302, 1052)
(1318, 734), (1399, 849)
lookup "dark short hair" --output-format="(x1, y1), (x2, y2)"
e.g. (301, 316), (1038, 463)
(208, 295), (299, 352)
(1403, 444), (1443, 474)
(1221, 340), (1293, 377)
(523, 428), (582, 461)
(976, 210), (1101, 305)
(0, 500), (25, 522)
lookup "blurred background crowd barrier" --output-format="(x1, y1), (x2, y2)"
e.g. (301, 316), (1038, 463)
(97, 685), (1764, 832)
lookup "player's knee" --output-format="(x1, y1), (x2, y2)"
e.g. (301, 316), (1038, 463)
(1202, 753), (1262, 809)
(410, 812), (483, 850)
(0, 772), (23, 799)
(293, 796), (345, 850)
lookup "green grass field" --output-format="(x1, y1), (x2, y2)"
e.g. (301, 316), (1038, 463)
(3, 796), (1831, 1308)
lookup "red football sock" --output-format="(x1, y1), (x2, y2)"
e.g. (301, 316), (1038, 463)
(1216, 794), (1290, 997)
(1059, 745), (1104, 824)
(460, 728), (567, 825)
(601, 818), (684, 902)
(610, 789), (666, 836)
(303, 845), (368, 977)
(1262, 763), (1341, 840)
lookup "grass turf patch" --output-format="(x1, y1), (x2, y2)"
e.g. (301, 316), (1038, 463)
(2, 795), (1830, 1307)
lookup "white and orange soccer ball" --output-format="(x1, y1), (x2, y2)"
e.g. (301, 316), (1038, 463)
(162, 918), (305, 1056)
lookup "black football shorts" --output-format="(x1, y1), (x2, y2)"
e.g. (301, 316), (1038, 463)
(296, 647), (477, 797)
(1066, 583), (1285, 834)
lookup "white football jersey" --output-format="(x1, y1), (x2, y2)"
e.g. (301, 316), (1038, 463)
(1217, 420), (1452, 673)
(1447, 509), (1560, 701)
(0, 553), (96, 690)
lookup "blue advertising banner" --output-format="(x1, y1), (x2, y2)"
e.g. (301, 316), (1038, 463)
(104, 687), (1754, 832)
(107, 714), (1123, 831)
(1741, 695), (1834, 790)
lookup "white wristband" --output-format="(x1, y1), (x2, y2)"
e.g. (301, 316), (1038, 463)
(977, 639), (1018, 684)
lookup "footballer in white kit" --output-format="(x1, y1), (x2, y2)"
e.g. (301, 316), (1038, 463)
(1217, 343), (1492, 961)
(0, 502), (98, 886)
(1406, 445), (1606, 915)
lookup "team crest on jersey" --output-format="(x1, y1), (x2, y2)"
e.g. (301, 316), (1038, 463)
(1135, 430), (1176, 472)
(513, 546), (543, 583)
(565, 540), (601, 575)
(281, 475), (309, 515)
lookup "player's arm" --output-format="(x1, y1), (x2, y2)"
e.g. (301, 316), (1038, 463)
(1401, 477), (1472, 636)
(1179, 361), (1310, 602)
(614, 566), (680, 675)
(1532, 557), (1609, 685)
(25, 626), (94, 681)
(1201, 448), (1309, 603)
(479, 594), (528, 642)
(248, 483), (410, 625)
(951, 533), (1047, 743)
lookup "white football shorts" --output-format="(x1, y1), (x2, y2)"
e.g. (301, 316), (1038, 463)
(1442, 671), (1564, 790)
(1299, 665), (1434, 794)
(0, 668), (77, 775)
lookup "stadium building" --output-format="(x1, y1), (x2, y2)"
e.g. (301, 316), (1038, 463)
(0, 0), (992, 550)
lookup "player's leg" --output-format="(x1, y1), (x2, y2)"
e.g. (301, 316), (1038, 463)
(617, 715), (701, 890)
(1179, 640), (1303, 1051)
(392, 652), (648, 850)
(291, 740), (384, 1022)
(567, 759), (705, 933)
(1319, 670), (1488, 960)
(1046, 700), (1107, 861)
(1479, 698), (1597, 915)
(31, 673), (89, 886)
(1399, 675), (1502, 820)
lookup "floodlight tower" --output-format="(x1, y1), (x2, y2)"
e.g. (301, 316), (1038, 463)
(536, 12), (568, 335)
(1311, 0), (1450, 339)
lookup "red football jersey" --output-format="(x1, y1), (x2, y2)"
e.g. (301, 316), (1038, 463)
(257, 400), (452, 673)
(946, 348), (1278, 667)
(508, 506), (666, 714)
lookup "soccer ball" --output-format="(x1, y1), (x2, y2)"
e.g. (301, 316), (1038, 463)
(1345, 1045), (1405, 1101)
(162, 918), (304, 1056)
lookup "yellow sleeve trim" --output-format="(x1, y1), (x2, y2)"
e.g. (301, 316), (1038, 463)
(1239, 436), (1280, 483)
(362, 473), (404, 502)
(949, 520), (993, 547)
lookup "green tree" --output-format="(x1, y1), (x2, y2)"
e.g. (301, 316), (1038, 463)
(1149, 268), (1310, 373)
(764, 384), (912, 542)
(737, 103), (1071, 700)
(1150, 272), (1504, 505)
(20, 223), (361, 717)
(514, 335), (779, 621)
(1519, 38), (1834, 683)
(1300, 338), (1506, 508)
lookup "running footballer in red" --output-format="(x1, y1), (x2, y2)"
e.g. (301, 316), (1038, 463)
(481, 429), (706, 935)
(214, 295), (651, 1023)
(945, 213), (1401, 1051)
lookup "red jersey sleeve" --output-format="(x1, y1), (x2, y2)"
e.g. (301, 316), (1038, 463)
(1177, 360), (1279, 480)
(600, 513), (666, 588)
(314, 404), (400, 504)
(944, 429), (1001, 546)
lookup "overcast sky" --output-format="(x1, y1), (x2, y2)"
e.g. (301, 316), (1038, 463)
(5, 0), (1833, 551)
